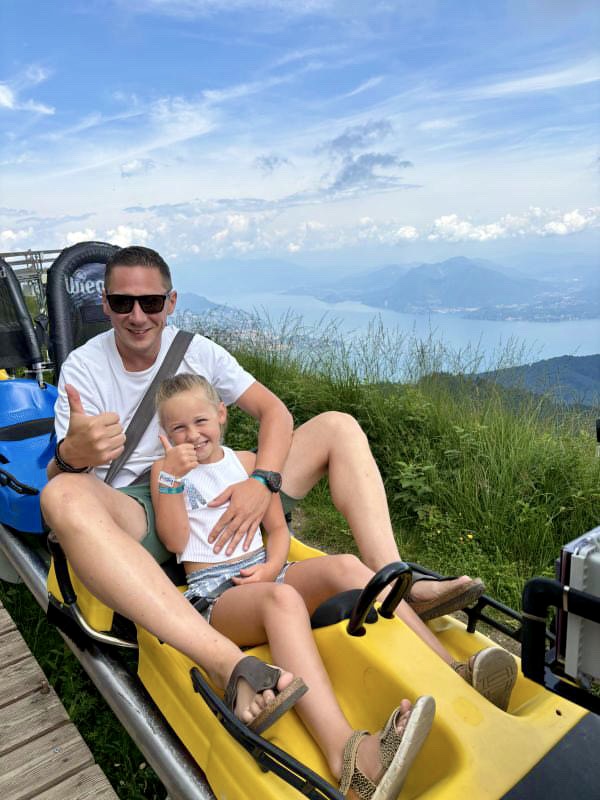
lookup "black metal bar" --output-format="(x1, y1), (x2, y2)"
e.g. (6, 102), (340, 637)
(378, 565), (413, 619)
(190, 668), (343, 800)
(1, 257), (45, 384)
(347, 561), (412, 635)
(46, 530), (77, 606)
(521, 577), (600, 684)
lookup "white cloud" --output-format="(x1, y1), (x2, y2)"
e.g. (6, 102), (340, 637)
(120, 158), (157, 178)
(465, 58), (600, 100)
(0, 227), (34, 244)
(428, 207), (600, 242)
(117, 200), (599, 260)
(395, 225), (419, 241)
(123, 1), (335, 18)
(341, 76), (384, 99)
(0, 64), (54, 115)
(0, 152), (32, 167)
(106, 225), (150, 247)
(542, 209), (590, 236)
(418, 118), (459, 131)
(65, 229), (97, 246)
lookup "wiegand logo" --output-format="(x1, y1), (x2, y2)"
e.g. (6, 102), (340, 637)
(63, 263), (109, 325)
(63, 262), (106, 302)
(64, 275), (105, 296)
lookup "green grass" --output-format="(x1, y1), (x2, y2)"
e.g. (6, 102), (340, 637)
(1, 311), (598, 797)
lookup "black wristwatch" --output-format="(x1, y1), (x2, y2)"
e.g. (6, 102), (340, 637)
(250, 469), (282, 493)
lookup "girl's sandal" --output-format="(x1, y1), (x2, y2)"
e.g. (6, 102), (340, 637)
(451, 647), (517, 711)
(339, 696), (435, 799)
(224, 655), (308, 734)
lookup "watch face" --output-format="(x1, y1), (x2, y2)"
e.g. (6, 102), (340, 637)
(253, 469), (282, 492)
(268, 471), (282, 492)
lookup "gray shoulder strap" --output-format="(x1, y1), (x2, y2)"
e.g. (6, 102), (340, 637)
(104, 330), (194, 486)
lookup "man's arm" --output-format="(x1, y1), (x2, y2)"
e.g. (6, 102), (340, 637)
(236, 382), (293, 472)
(207, 382), (293, 556)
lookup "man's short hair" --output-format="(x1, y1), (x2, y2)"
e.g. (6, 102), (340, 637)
(105, 246), (173, 291)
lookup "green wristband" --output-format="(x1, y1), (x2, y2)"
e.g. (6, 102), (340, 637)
(158, 484), (185, 494)
(250, 474), (269, 488)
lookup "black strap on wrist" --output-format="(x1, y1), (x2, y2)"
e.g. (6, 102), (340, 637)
(54, 438), (91, 473)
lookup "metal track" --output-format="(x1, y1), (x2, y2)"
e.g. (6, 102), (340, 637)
(0, 523), (215, 800)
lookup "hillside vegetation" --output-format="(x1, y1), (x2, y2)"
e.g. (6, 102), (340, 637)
(214, 314), (600, 610)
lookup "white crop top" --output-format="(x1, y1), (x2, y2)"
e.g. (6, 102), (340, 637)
(178, 446), (264, 565)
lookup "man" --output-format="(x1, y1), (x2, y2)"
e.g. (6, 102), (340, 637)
(42, 246), (482, 721)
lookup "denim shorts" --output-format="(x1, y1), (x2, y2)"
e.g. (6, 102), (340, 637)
(184, 547), (292, 623)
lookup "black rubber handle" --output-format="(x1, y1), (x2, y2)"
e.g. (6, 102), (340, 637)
(347, 561), (413, 636)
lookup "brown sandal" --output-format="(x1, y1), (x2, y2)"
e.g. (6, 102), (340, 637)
(451, 647), (517, 711)
(339, 696), (435, 799)
(408, 575), (485, 621)
(224, 655), (308, 734)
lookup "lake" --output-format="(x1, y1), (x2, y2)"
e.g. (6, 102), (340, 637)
(205, 290), (600, 367)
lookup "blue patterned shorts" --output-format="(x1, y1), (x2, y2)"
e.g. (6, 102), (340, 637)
(184, 547), (292, 623)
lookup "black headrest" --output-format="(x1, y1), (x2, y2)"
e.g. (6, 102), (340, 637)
(46, 241), (118, 379)
(0, 257), (43, 370)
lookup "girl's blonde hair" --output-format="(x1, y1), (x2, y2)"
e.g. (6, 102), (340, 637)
(155, 373), (224, 429)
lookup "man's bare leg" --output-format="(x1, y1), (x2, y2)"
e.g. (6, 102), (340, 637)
(284, 554), (453, 663)
(282, 412), (473, 605)
(41, 473), (295, 718)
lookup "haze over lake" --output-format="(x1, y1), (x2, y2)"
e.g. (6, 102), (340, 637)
(205, 290), (600, 365)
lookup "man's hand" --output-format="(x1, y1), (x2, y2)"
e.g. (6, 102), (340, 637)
(158, 434), (199, 479)
(231, 561), (281, 585)
(207, 478), (271, 556)
(60, 384), (126, 469)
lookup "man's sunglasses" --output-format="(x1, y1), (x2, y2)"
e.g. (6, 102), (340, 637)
(106, 292), (172, 315)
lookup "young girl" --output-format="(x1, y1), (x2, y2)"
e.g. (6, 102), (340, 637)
(151, 372), (435, 799)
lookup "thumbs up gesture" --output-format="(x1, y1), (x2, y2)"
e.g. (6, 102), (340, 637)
(158, 434), (199, 479)
(59, 384), (126, 469)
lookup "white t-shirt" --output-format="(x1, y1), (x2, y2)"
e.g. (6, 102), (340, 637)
(54, 326), (255, 487)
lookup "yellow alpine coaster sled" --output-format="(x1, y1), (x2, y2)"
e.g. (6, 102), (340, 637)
(1, 242), (599, 800)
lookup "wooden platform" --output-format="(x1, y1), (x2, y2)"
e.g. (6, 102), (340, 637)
(0, 600), (118, 800)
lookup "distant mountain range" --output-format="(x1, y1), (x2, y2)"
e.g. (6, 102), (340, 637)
(175, 292), (219, 313)
(479, 354), (600, 407)
(174, 254), (598, 323)
(290, 256), (600, 322)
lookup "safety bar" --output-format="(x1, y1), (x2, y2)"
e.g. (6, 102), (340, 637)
(347, 561), (412, 636)
(46, 531), (138, 649)
(521, 577), (600, 684)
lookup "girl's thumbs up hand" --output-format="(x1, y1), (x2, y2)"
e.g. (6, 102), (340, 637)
(159, 434), (172, 453)
(158, 434), (198, 478)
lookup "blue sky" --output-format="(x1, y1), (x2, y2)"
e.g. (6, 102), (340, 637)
(1, 0), (598, 271)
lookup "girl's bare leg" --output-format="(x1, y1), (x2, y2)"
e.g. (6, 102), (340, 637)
(210, 581), (417, 786)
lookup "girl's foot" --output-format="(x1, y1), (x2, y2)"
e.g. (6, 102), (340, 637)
(339, 696), (435, 799)
(452, 647), (517, 711)
(224, 655), (308, 733)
